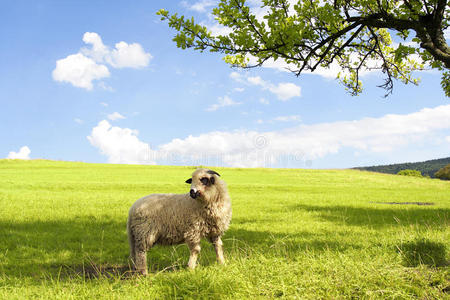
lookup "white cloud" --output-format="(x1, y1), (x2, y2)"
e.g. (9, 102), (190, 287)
(157, 105), (450, 166)
(159, 130), (266, 167)
(230, 71), (243, 82)
(230, 72), (301, 100)
(100, 102), (108, 107)
(255, 115), (301, 125)
(233, 87), (245, 92)
(81, 32), (152, 69)
(107, 41), (152, 69)
(259, 98), (269, 105)
(52, 53), (110, 90)
(206, 96), (242, 111)
(186, 0), (217, 12)
(87, 120), (155, 164)
(107, 112), (126, 121)
(81, 32), (109, 63)
(273, 115), (301, 122)
(98, 81), (115, 92)
(269, 83), (301, 101)
(7, 146), (31, 160)
(247, 76), (265, 86)
(89, 105), (450, 168)
(445, 136), (450, 143)
(53, 32), (151, 90)
(74, 118), (84, 124)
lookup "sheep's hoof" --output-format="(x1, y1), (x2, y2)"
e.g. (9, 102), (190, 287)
(136, 269), (148, 276)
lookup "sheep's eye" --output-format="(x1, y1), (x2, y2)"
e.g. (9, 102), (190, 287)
(200, 177), (209, 185)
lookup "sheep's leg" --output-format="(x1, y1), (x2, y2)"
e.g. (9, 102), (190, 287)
(130, 225), (158, 276)
(187, 241), (201, 269)
(134, 249), (148, 276)
(210, 236), (225, 264)
(127, 223), (136, 267)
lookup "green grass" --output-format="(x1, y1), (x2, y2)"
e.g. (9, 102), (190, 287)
(0, 159), (448, 299)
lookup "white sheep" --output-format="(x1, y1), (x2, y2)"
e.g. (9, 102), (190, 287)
(127, 168), (232, 275)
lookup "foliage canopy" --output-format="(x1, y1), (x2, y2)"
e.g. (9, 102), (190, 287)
(434, 163), (450, 179)
(158, 0), (450, 96)
(397, 169), (424, 177)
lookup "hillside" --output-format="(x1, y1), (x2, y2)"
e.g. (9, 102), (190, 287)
(0, 160), (448, 299)
(353, 157), (450, 178)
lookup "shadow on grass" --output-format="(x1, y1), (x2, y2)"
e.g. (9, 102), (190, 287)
(0, 217), (129, 280)
(290, 204), (449, 228)
(226, 227), (359, 253)
(397, 238), (448, 267)
(72, 262), (134, 279)
(0, 216), (360, 281)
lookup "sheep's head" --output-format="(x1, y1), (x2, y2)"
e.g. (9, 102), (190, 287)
(185, 168), (221, 201)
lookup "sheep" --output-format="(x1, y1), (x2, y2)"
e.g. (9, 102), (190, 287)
(127, 168), (232, 275)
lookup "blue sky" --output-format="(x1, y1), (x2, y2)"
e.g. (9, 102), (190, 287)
(1, 0), (449, 168)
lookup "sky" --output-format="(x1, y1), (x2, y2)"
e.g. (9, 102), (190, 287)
(1, 0), (449, 169)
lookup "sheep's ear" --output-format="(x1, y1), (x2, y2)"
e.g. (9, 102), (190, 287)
(185, 178), (192, 184)
(207, 170), (220, 177)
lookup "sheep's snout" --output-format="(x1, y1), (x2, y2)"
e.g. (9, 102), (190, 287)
(190, 188), (200, 199)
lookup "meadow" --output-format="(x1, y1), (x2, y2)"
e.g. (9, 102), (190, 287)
(0, 159), (448, 299)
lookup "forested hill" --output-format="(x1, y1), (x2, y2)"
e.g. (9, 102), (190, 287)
(353, 157), (450, 178)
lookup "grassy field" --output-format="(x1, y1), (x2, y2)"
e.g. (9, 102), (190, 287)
(0, 159), (448, 299)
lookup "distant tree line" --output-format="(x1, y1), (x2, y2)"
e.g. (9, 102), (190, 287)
(354, 157), (450, 179)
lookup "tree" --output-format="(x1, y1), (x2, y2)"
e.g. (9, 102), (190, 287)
(397, 169), (423, 177)
(435, 163), (450, 179)
(158, 0), (450, 97)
